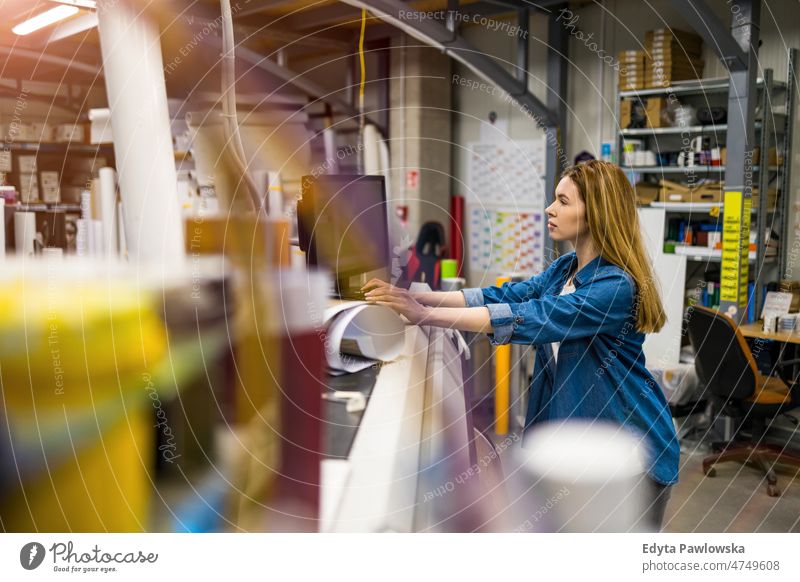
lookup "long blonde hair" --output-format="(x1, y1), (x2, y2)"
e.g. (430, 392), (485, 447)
(562, 160), (666, 333)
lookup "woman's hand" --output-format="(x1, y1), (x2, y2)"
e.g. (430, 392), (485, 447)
(361, 279), (429, 325)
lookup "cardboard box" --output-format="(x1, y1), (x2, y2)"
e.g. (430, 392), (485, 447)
(658, 179), (723, 203)
(646, 41), (702, 57)
(620, 99), (633, 128)
(778, 281), (800, 312)
(0, 150), (11, 173)
(752, 147), (780, 166)
(54, 123), (86, 144)
(619, 79), (645, 91)
(645, 97), (668, 128)
(17, 155), (37, 174)
(645, 71), (703, 88)
(618, 50), (645, 61)
(646, 62), (705, 75)
(634, 182), (660, 205)
(19, 173), (39, 203)
(621, 61), (647, 72)
(39, 171), (60, 203)
(32, 122), (52, 143)
(645, 28), (703, 54)
(718, 147), (780, 167)
(617, 50), (646, 69)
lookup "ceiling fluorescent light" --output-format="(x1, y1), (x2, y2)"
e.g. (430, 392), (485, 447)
(12, 6), (80, 36)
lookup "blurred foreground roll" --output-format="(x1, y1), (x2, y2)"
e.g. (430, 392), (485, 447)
(0, 273), (167, 532)
(516, 420), (649, 532)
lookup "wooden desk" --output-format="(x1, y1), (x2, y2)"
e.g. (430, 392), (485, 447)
(738, 322), (800, 345)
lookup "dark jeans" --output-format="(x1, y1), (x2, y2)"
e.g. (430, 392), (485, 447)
(647, 478), (673, 531)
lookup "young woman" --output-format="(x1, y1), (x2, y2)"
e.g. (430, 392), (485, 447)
(362, 160), (680, 530)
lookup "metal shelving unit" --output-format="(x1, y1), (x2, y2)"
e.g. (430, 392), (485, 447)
(4, 142), (115, 156)
(620, 120), (778, 136)
(650, 201), (772, 213)
(621, 165), (777, 173)
(618, 58), (795, 316)
(618, 76), (786, 98)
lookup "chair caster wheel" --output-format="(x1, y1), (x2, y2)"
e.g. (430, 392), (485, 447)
(767, 484), (780, 497)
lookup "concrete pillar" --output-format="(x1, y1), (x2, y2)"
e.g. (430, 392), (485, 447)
(389, 40), (452, 241)
(97, 0), (184, 265)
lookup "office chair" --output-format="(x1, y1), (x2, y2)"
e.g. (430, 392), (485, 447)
(686, 305), (800, 497)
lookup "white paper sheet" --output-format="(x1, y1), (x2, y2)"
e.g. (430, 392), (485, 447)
(323, 300), (405, 374)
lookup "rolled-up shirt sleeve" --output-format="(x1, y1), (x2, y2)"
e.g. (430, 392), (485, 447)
(484, 303), (518, 345)
(484, 273), (635, 346)
(462, 287), (485, 307)
(461, 273), (547, 309)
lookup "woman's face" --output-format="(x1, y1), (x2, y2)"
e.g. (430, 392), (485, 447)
(546, 176), (590, 243)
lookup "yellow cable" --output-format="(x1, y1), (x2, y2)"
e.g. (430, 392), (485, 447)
(358, 8), (367, 121)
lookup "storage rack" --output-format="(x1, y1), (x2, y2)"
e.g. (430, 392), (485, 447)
(615, 53), (797, 316)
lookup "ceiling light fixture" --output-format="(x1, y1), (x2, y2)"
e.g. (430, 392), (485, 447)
(12, 5), (80, 36)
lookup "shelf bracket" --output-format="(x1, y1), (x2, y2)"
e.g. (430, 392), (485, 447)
(667, 0), (749, 72)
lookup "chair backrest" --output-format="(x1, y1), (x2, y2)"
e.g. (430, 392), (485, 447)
(685, 305), (757, 400)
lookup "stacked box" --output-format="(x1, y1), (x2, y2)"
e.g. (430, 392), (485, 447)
(618, 50), (646, 91)
(645, 28), (704, 87)
(19, 173), (39, 203)
(40, 171), (61, 204)
(0, 150), (11, 173)
(54, 123), (87, 144)
(17, 155), (37, 174)
(645, 97), (668, 128)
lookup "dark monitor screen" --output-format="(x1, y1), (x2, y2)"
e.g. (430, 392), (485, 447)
(298, 174), (390, 291)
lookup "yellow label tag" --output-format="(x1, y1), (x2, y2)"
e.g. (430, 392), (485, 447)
(721, 191), (742, 303)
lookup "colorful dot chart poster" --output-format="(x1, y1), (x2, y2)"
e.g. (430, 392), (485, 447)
(465, 138), (547, 284)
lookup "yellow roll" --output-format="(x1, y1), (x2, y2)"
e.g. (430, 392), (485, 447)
(0, 277), (167, 532)
(494, 276), (511, 436)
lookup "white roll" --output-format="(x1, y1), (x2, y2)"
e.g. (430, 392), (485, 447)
(97, 0), (184, 265)
(322, 301), (405, 373)
(98, 167), (118, 256)
(76, 218), (89, 257)
(362, 123), (381, 175)
(42, 247), (63, 260)
(517, 420), (649, 532)
(91, 219), (104, 256)
(14, 211), (36, 258)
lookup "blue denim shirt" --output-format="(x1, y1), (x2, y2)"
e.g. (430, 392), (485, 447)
(463, 252), (679, 485)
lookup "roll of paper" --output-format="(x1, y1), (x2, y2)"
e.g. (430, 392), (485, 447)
(76, 219), (89, 256)
(98, 167), (118, 256)
(323, 301), (405, 374)
(518, 420), (648, 532)
(14, 211), (36, 258)
(91, 219), (104, 256)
